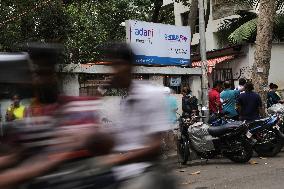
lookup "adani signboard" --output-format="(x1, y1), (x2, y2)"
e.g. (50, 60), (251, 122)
(126, 20), (191, 66)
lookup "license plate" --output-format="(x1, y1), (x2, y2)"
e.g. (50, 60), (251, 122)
(246, 131), (252, 138)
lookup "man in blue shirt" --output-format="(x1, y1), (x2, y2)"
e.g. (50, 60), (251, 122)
(164, 87), (178, 127)
(220, 81), (240, 120)
(237, 82), (262, 121)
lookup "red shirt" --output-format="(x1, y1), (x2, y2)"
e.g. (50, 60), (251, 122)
(209, 88), (222, 113)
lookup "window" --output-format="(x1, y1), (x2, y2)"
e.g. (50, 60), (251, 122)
(180, 10), (199, 33)
(79, 74), (111, 96)
(163, 76), (191, 94)
(181, 11), (189, 26)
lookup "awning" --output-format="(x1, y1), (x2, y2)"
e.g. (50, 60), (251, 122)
(192, 55), (236, 73)
(191, 45), (243, 73)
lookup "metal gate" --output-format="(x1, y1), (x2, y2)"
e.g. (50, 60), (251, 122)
(212, 68), (233, 84)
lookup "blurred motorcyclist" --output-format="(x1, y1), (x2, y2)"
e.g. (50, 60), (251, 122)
(97, 43), (177, 189)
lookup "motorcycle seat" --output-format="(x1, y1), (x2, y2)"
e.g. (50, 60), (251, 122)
(208, 122), (243, 137)
(248, 117), (271, 126)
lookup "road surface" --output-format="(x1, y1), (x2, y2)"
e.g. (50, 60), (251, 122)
(173, 151), (284, 189)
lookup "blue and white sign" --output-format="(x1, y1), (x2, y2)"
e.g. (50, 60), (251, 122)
(170, 77), (182, 86)
(126, 20), (191, 66)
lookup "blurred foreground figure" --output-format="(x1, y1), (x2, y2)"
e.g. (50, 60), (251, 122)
(0, 44), (114, 189)
(0, 52), (69, 188)
(101, 43), (177, 189)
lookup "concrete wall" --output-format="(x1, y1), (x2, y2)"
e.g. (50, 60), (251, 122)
(60, 74), (80, 96)
(267, 44), (284, 90)
(101, 94), (183, 123)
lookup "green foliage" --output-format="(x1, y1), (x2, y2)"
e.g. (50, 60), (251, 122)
(0, 0), (175, 63)
(0, 0), (72, 51)
(228, 18), (257, 44)
(217, 10), (258, 44)
(217, 0), (284, 45)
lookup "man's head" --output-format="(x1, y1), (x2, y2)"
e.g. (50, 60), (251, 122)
(102, 43), (134, 89)
(244, 82), (254, 92)
(239, 78), (246, 86)
(213, 80), (223, 92)
(269, 83), (274, 90)
(273, 84), (278, 91)
(182, 87), (191, 96)
(224, 81), (231, 89)
(12, 94), (21, 107)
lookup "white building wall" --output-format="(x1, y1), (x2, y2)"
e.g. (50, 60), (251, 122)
(216, 44), (284, 90)
(163, 0), (174, 6)
(245, 44), (284, 90)
(266, 44), (284, 90)
(149, 75), (164, 86)
(173, 0), (242, 51)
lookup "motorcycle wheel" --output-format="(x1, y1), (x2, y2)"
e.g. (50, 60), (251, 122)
(177, 139), (189, 165)
(254, 142), (283, 157)
(227, 139), (253, 163)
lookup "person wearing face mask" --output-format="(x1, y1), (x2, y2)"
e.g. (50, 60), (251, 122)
(6, 94), (26, 122)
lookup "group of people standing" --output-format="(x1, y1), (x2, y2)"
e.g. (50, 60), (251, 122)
(209, 78), (283, 122)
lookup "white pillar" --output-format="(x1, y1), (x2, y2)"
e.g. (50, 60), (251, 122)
(60, 74), (80, 96)
(189, 75), (202, 102)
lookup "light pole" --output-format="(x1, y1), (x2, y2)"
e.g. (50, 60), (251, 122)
(198, 0), (209, 122)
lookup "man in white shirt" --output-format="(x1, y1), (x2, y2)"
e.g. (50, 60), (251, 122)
(99, 43), (175, 189)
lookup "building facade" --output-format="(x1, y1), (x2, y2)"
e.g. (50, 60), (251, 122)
(169, 0), (284, 91)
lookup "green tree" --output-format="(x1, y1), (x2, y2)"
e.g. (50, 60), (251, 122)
(217, 0), (282, 112)
(0, 0), (175, 63)
(217, 0), (284, 44)
(0, 0), (72, 51)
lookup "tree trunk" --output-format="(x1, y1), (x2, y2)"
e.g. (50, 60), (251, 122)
(252, 0), (276, 115)
(188, 0), (199, 37)
(151, 0), (163, 23)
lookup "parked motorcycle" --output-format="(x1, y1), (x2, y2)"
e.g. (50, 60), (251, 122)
(247, 114), (284, 157)
(177, 115), (253, 165)
(210, 113), (284, 157)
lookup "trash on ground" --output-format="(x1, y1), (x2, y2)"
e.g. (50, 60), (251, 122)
(190, 171), (201, 175)
(249, 160), (258, 165)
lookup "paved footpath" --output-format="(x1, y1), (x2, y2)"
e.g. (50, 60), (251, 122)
(173, 150), (284, 189)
